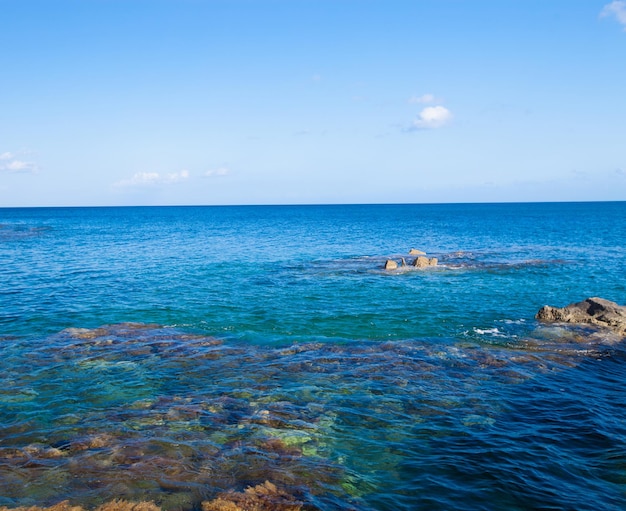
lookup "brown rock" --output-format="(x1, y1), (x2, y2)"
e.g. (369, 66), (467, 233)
(413, 256), (430, 268)
(536, 297), (626, 336)
(384, 259), (398, 270)
(409, 248), (426, 255)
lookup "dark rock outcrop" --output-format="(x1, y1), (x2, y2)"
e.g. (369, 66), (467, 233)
(536, 297), (626, 336)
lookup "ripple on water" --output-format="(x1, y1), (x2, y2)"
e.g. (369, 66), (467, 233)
(1, 323), (626, 510)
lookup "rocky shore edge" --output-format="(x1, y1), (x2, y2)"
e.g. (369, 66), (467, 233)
(536, 297), (626, 336)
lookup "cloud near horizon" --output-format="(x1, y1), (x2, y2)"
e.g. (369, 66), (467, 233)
(601, 1), (626, 29)
(408, 105), (453, 130)
(114, 169), (190, 188)
(0, 151), (39, 173)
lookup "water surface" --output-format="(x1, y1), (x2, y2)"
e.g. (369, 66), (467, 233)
(1, 203), (625, 510)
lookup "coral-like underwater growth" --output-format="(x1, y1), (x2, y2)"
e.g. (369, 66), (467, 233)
(1, 322), (625, 511)
(0, 500), (160, 511)
(0, 484), (307, 511)
(202, 481), (304, 511)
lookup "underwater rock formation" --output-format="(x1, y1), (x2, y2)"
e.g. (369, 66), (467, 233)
(536, 297), (626, 336)
(0, 500), (160, 511)
(202, 481), (304, 511)
(5, 321), (618, 511)
(0, 484), (305, 511)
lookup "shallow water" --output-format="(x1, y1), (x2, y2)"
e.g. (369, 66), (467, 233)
(1, 203), (625, 510)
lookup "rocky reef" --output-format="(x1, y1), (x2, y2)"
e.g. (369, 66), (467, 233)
(536, 297), (626, 336)
(0, 482), (306, 511)
(0, 500), (159, 511)
(2, 321), (624, 511)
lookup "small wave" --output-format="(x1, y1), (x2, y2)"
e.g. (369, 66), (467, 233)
(473, 327), (507, 337)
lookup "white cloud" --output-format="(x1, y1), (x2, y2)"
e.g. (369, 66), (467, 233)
(409, 93), (436, 104)
(409, 106), (453, 130)
(114, 169), (190, 188)
(0, 151), (39, 173)
(601, 1), (626, 29)
(163, 169), (190, 183)
(203, 167), (230, 177)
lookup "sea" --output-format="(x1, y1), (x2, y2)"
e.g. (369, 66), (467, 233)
(1, 202), (625, 511)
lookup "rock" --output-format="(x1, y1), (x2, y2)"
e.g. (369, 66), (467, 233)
(409, 248), (426, 255)
(413, 256), (430, 268)
(384, 259), (398, 270)
(536, 297), (626, 336)
(413, 256), (437, 268)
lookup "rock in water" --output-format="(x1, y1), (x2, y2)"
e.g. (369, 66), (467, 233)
(413, 256), (437, 268)
(384, 259), (398, 270)
(409, 248), (426, 256)
(536, 297), (626, 336)
(413, 256), (430, 268)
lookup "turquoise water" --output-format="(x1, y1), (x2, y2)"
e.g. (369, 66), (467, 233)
(1, 202), (625, 510)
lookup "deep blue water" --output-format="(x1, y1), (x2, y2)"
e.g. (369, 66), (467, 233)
(1, 202), (625, 510)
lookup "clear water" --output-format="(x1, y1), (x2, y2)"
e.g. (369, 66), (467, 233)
(1, 203), (625, 510)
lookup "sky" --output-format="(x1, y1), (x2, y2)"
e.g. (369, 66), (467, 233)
(1, 0), (625, 207)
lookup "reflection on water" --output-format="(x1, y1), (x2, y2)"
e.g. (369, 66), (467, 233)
(1, 323), (625, 510)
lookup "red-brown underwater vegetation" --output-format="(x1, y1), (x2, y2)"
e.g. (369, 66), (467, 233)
(1, 322), (625, 511)
(0, 481), (310, 511)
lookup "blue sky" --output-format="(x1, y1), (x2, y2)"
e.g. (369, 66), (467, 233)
(1, 0), (625, 206)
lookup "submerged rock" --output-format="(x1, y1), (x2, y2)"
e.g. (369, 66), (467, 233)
(409, 248), (426, 256)
(536, 297), (626, 336)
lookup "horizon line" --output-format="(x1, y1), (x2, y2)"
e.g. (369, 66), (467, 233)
(1, 199), (625, 210)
